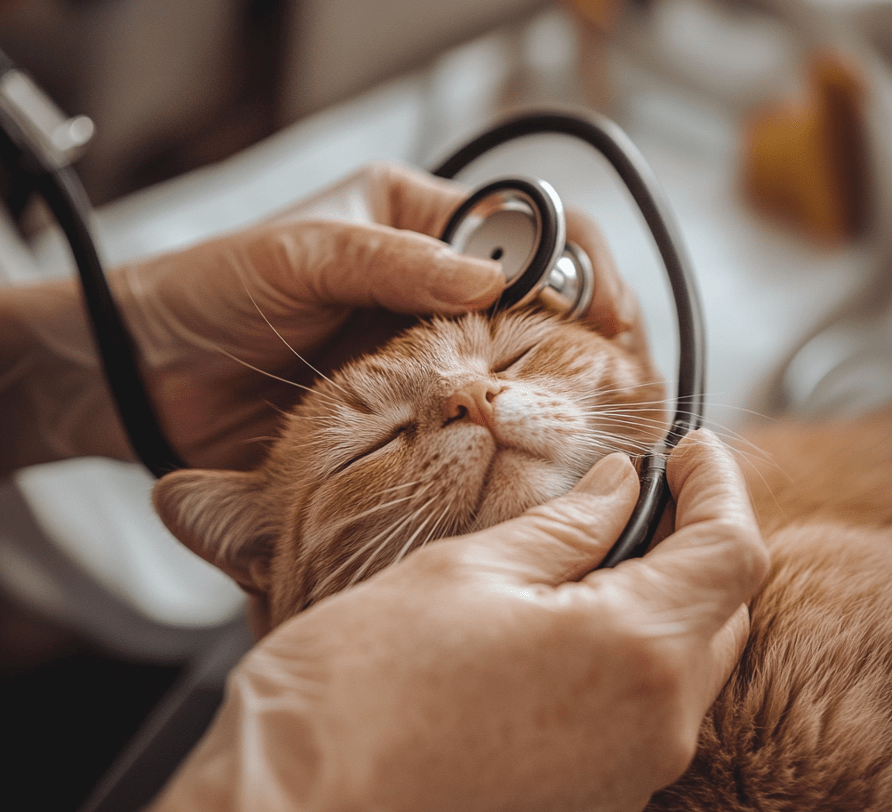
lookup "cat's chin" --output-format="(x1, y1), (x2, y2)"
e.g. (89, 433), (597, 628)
(471, 449), (580, 530)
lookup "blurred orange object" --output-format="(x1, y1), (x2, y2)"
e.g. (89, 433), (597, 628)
(563, 0), (621, 32)
(563, 0), (623, 111)
(743, 52), (870, 244)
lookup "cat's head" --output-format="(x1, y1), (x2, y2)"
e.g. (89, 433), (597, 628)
(153, 308), (665, 632)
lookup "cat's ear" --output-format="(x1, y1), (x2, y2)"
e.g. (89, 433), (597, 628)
(152, 469), (276, 596)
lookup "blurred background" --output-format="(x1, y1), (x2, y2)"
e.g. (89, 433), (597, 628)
(1, 0), (891, 809)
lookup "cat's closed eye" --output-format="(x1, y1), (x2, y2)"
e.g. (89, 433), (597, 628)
(491, 346), (533, 374)
(333, 422), (414, 475)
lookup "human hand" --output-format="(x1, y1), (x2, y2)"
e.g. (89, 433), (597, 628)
(0, 162), (644, 472)
(113, 163), (646, 470)
(151, 430), (768, 812)
(0, 163), (501, 471)
(109, 162), (503, 469)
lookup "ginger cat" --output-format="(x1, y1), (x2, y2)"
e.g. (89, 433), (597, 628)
(154, 308), (665, 626)
(154, 306), (892, 811)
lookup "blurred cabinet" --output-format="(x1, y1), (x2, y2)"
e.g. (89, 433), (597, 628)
(0, 0), (545, 204)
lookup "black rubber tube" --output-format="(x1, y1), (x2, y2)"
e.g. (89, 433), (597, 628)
(37, 165), (187, 477)
(432, 109), (706, 566)
(0, 87), (185, 477)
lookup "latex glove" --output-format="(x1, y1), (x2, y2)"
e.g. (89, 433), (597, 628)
(150, 430), (768, 812)
(0, 163), (498, 472)
(0, 162), (639, 473)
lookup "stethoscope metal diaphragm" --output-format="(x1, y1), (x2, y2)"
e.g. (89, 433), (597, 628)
(440, 177), (594, 319)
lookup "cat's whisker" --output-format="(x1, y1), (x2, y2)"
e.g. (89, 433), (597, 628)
(215, 347), (344, 410)
(584, 402), (785, 482)
(583, 395), (674, 408)
(578, 378), (669, 399)
(345, 496), (440, 588)
(377, 479), (427, 496)
(722, 441), (789, 487)
(417, 502), (456, 548)
(314, 483), (437, 592)
(326, 486), (431, 533)
(584, 408), (669, 423)
(580, 413), (669, 434)
(242, 435), (279, 446)
(577, 404), (661, 420)
(286, 411), (343, 422)
(388, 502), (450, 570)
(216, 347), (311, 390)
(587, 421), (667, 437)
(704, 402), (777, 423)
(576, 435), (657, 457)
(585, 417), (673, 437)
(236, 271), (354, 399)
(421, 503), (455, 550)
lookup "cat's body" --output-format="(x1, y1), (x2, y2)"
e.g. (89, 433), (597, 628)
(154, 307), (892, 810)
(648, 411), (892, 811)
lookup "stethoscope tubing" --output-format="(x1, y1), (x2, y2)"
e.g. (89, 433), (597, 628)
(0, 91), (186, 477)
(1, 78), (705, 566)
(432, 110), (706, 566)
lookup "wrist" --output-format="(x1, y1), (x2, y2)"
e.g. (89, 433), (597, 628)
(150, 662), (329, 812)
(0, 280), (133, 473)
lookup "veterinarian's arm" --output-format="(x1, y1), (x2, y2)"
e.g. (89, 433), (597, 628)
(0, 280), (134, 474)
(150, 430), (768, 812)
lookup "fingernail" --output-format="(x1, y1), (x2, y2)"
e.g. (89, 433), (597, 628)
(574, 453), (635, 496)
(429, 249), (505, 306)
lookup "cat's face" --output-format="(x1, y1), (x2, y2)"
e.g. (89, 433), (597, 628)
(154, 309), (664, 631)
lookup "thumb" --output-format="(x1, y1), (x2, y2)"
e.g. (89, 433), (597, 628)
(264, 221), (506, 315)
(460, 453), (641, 586)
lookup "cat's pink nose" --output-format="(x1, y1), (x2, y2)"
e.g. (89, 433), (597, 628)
(444, 380), (502, 430)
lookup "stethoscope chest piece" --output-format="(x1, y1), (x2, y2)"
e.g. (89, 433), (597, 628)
(441, 177), (594, 319)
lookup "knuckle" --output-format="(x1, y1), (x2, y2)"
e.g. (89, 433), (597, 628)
(712, 516), (770, 588)
(597, 623), (700, 782)
(634, 640), (688, 699)
(744, 530), (771, 584)
(739, 536), (770, 592)
(244, 229), (298, 277)
(353, 160), (391, 183)
(364, 159), (392, 177)
(657, 726), (700, 786)
(364, 160), (398, 192)
(598, 599), (687, 693)
(626, 647), (700, 781)
(404, 536), (469, 582)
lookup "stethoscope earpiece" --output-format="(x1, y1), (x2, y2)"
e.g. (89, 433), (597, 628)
(441, 177), (594, 319)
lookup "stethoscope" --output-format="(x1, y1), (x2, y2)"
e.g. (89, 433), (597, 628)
(433, 112), (705, 566)
(0, 50), (705, 567)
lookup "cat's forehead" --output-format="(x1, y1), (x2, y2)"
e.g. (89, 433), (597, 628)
(370, 311), (558, 375)
(306, 310), (580, 417)
(421, 310), (556, 355)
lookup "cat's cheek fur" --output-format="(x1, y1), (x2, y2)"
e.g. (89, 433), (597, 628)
(472, 452), (579, 530)
(291, 428), (499, 607)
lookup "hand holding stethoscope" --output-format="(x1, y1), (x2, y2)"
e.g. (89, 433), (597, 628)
(435, 111), (705, 564)
(0, 40), (705, 566)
